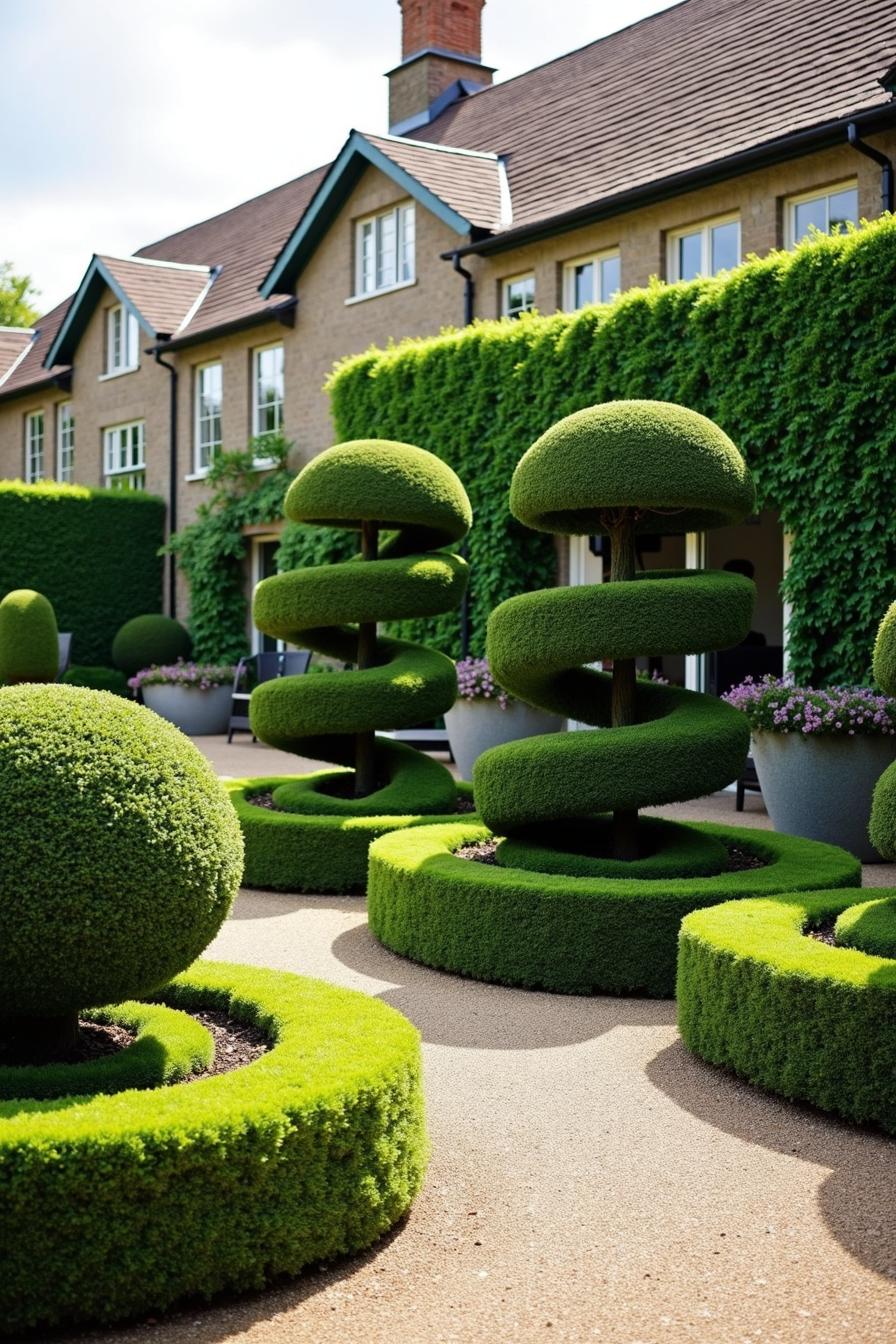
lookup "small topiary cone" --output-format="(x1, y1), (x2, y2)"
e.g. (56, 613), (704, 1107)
(0, 588), (59, 684)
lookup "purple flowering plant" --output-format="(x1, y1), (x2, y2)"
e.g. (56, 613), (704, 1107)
(722, 675), (896, 737)
(128, 659), (236, 692)
(455, 657), (512, 710)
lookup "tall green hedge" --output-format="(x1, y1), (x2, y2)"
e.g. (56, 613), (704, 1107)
(0, 482), (164, 665)
(329, 219), (896, 682)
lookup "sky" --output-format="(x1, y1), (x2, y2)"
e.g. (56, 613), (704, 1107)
(1, 0), (676, 314)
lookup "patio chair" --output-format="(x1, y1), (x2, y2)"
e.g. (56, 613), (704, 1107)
(227, 650), (311, 743)
(57, 632), (73, 679)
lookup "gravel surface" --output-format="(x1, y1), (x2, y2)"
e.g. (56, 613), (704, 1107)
(65, 737), (896, 1344)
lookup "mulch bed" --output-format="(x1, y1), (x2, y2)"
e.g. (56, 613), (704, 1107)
(807, 918), (837, 946)
(453, 838), (769, 873)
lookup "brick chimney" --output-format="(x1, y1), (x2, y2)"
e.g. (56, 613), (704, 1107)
(388, 0), (494, 134)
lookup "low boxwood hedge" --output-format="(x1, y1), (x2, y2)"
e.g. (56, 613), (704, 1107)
(367, 821), (860, 996)
(230, 775), (475, 893)
(677, 889), (896, 1132)
(0, 959), (427, 1334)
(60, 664), (130, 697)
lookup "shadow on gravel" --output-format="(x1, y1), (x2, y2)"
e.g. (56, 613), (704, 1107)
(229, 889), (364, 920)
(646, 1039), (896, 1280)
(330, 919), (677, 1049)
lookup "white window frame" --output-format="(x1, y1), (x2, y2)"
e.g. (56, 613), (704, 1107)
(785, 180), (859, 248)
(563, 249), (622, 310)
(667, 213), (741, 282)
(103, 304), (140, 377)
(25, 410), (44, 483)
(502, 273), (536, 318)
(193, 361), (223, 476)
(56, 402), (74, 483)
(103, 420), (146, 491)
(350, 202), (416, 301)
(252, 343), (284, 452)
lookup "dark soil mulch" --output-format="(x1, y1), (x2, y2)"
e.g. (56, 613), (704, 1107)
(724, 843), (767, 872)
(248, 790), (278, 810)
(452, 837), (769, 873)
(807, 918), (837, 946)
(71, 1019), (136, 1061)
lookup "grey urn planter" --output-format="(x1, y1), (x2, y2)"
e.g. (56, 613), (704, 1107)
(142, 683), (232, 736)
(444, 698), (565, 782)
(751, 730), (896, 862)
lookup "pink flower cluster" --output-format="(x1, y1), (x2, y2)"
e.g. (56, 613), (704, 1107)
(722, 675), (896, 737)
(128, 659), (236, 692)
(455, 657), (511, 710)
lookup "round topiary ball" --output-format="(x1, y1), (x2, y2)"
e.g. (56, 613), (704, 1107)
(0, 684), (243, 1021)
(0, 588), (59, 684)
(112, 614), (193, 678)
(873, 601), (896, 697)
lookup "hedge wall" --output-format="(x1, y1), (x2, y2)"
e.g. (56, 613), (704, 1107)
(328, 219), (896, 682)
(0, 482), (165, 665)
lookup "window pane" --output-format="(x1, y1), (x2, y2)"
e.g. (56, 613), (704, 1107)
(505, 277), (535, 317)
(399, 204), (415, 282)
(710, 221), (739, 274)
(677, 232), (702, 281)
(573, 262), (594, 308)
(599, 255), (621, 301)
(793, 196), (827, 242)
(828, 188), (858, 234)
(376, 211), (397, 289)
(126, 312), (139, 367)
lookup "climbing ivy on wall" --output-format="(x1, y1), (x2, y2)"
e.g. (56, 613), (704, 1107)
(329, 218), (896, 684)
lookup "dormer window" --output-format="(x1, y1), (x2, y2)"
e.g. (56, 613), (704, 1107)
(106, 304), (139, 375)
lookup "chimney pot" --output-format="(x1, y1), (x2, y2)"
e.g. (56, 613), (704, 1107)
(388, 0), (493, 134)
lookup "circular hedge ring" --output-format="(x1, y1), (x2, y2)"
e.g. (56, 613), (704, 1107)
(677, 889), (896, 1132)
(367, 821), (860, 996)
(0, 960), (427, 1335)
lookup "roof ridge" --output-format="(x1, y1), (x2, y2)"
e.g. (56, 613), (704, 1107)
(362, 128), (500, 161)
(98, 253), (210, 275)
(0, 325), (35, 335)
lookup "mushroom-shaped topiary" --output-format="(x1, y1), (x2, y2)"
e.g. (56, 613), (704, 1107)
(367, 401), (860, 995)
(869, 601), (896, 858)
(0, 684), (243, 1055)
(112, 613), (193, 677)
(0, 588), (59, 684)
(232, 439), (474, 892)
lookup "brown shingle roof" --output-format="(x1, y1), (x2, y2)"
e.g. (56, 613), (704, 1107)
(415, 0), (896, 236)
(0, 328), (35, 387)
(98, 255), (211, 337)
(362, 132), (509, 230)
(0, 301), (70, 399)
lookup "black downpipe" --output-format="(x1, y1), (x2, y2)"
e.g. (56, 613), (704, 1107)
(847, 123), (894, 214)
(152, 347), (179, 618)
(451, 250), (475, 326)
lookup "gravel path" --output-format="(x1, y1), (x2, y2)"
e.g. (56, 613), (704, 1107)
(75, 738), (896, 1344)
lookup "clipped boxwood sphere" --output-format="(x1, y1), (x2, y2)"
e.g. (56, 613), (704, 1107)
(510, 400), (756, 535)
(0, 685), (243, 1018)
(112, 613), (193, 677)
(0, 588), (58, 684)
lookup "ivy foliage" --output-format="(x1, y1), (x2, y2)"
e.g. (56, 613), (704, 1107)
(329, 219), (896, 682)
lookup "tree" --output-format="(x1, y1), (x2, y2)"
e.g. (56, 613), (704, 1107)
(0, 261), (40, 327)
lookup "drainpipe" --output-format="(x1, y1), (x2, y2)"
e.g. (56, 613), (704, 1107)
(152, 346), (179, 618)
(847, 122), (894, 214)
(451, 250), (475, 326)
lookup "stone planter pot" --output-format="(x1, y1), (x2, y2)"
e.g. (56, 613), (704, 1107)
(142, 684), (232, 736)
(751, 730), (896, 862)
(444, 698), (565, 782)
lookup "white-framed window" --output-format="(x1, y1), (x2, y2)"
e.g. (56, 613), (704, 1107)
(253, 344), (284, 440)
(24, 410), (44, 483)
(103, 420), (145, 490)
(668, 215), (741, 282)
(502, 274), (535, 318)
(354, 202), (416, 297)
(105, 304), (140, 375)
(57, 402), (74, 483)
(194, 362), (223, 473)
(786, 181), (859, 247)
(563, 250), (621, 310)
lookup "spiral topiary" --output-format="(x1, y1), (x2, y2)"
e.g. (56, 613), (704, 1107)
(112, 612), (192, 677)
(0, 588), (58, 683)
(368, 401), (860, 994)
(0, 683), (242, 1055)
(869, 601), (896, 858)
(236, 439), (473, 891)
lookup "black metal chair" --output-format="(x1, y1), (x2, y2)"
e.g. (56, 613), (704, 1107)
(227, 650), (311, 743)
(57, 633), (72, 678)
(707, 646), (782, 812)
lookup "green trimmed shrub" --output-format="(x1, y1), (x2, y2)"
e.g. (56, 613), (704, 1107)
(61, 664), (130, 696)
(870, 601), (896, 858)
(835, 896), (896, 958)
(0, 588), (58, 683)
(0, 481), (164, 664)
(112, 613), (193, 677)
(244, 439), (473, 891)
(0, 684), (242, 1046)
(0, 960), (427, 1334)
(677, 889), (896, 1132)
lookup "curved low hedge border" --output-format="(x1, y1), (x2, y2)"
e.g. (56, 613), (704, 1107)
(367, 821), (860, 996)
(677, 889), (896, 1132)
(0, 1000), (212, 1101)
(230, 775), (475, 892)
(0, 960), (427, 1334)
